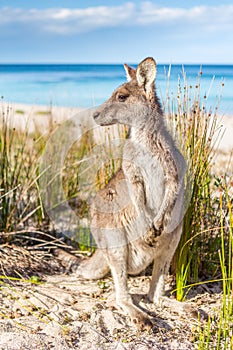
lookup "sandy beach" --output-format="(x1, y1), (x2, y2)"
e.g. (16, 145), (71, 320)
(216, 114), (233, 152)
(7, 103), (85, 134)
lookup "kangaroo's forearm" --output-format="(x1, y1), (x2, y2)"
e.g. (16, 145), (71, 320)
(153, 149), (179, 230)
(123, 163), (152, 227)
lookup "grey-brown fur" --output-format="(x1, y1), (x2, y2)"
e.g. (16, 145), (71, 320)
(75, 57), (187, 329)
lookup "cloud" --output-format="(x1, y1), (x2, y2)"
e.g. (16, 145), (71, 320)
(0, 2), (233, 35)
(0, 3), (135, 34)
(138, 2), (233, 32)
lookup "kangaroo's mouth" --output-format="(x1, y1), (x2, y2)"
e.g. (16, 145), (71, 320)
(99, 120), (116, 126)
(93, 111), (100, 120)
(93, 113), (117, 126)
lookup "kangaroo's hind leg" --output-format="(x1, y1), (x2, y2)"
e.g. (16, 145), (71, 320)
(104, 241), (153, 330)
(147, 222), (183, 304)
(148, 222), (197, 316)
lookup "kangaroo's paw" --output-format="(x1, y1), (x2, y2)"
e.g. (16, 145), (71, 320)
(144, 226), (161, 246)
(153, 218), (163, 232)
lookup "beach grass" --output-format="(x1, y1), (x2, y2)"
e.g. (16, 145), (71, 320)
(163, 68), (233, 348)
(163, 68), (225, 300)
(196, 180), (233, 349)
(0, 105), (43, 234)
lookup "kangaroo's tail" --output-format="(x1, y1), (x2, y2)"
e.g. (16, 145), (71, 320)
(76, 249), (110, 279)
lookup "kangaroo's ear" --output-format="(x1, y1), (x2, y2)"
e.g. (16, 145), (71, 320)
(124, 64), (136, 82)
(136, 57), (156, 95)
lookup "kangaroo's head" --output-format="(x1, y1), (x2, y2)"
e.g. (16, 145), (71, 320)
(93, 57), (160, 128)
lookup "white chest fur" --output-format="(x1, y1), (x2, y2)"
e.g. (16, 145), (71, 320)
(123, 138), (165, 218)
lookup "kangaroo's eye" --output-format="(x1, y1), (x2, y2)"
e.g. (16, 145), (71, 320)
(117, 94), (129, 102)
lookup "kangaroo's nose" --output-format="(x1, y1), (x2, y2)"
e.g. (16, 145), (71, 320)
(93, 111), (100, 120)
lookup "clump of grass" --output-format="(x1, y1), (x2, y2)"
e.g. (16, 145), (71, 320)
(0, 105), (44, 235)
(0, 100), (124, 251)
(197, 178), (233, 349)
(163, 67), (225, 300)
(163, 66), (233, 348)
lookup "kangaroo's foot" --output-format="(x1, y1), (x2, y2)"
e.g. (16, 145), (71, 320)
(74, 249), (110, 280)
(118, 297), (153, 331)
(152, 296), (199, 319)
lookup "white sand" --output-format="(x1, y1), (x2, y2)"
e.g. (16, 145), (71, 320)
(216, 114), (233, 152)
(6, 103), (85, 134)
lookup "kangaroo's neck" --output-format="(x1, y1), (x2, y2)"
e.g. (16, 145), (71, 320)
(128, 107), (168, 145)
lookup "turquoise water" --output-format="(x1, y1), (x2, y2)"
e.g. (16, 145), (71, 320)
(0, 64), (232, 114)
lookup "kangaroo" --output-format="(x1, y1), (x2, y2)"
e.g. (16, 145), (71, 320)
(75, 57), (187, 329)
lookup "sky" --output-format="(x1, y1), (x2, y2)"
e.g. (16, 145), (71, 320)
(0, 1), (233, 64)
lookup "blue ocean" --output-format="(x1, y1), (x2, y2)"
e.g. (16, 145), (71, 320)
(0, 64), (232, 114)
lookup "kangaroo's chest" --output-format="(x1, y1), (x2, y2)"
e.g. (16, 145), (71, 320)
(123, 140), (165, 212)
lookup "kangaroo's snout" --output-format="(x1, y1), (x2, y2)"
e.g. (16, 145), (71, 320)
(93, 111), (100, 120)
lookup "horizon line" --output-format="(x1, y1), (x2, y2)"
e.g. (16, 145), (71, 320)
(0, 62), (233, 66)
